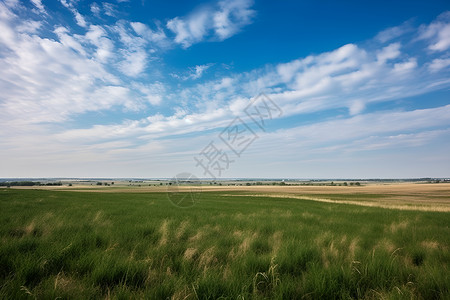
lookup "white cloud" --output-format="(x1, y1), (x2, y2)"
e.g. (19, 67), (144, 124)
(168, 28), (448, 127)
(59, 0), (88, 28)
(376, 43), (401, 63)
(166, 0), (255, 48)
(189, 64), (213, 79)
(30, 0), (46, 14)
(240, 105), (450, 175)
(130, 21), (168, 47)
(428, 58), (450, 72)
(119, 49), (147, 77)
(84, 25), (115, 62)
(74, 11), (87, 27)
(54, 26), (86, 56)
(90, 3), (100, 16)
(166, 12), (210, 48)
(280, 105), (450, 144)
(340, 129), (450, 152)
(112, 22), (151, 76)
(103, 2), (117, 17)
(392, 58), (417, 74)
(276, 57), (312, 83)
(214, 77), (235, 90)
(375, 21), (412, 43)
(213, 0), (255, 40)
(132, 82), (165, 106)
(172, 64), (214, 80)
(418, 11), (450, 51)
(16, 20), (42, 33)
(349, 100), (365, 115)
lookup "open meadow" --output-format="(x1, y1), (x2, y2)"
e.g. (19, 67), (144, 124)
(0, 183), (449, 299)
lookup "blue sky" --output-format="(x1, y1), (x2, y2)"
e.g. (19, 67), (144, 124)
(0, 0), (449, 178)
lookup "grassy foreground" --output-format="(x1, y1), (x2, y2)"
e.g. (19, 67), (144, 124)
(0, 188), (449, 299)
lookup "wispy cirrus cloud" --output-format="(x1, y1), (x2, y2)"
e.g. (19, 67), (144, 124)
(171, 64), (214, 80)
(375, 20), (413, 43)
(59, 0), (88, 28)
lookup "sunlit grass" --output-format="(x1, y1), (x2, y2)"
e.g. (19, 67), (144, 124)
(0, 188), (449, 299)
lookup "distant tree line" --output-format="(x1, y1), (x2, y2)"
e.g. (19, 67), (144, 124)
(0, 181), (62, 187)
(96, 182), (114, 186)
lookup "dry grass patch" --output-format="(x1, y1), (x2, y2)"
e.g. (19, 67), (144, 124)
(175, 220), (190, 240)
(375, 238), (396, 253)
(301, 211), (317, 219)
(188, 230), (204, 242)
(269, 231), (283, 255)
(183, 248), (198, 261)
(92, 210), (112, 227)
(229, 232), (258, 259)
(232, 230), (244, 238)
(239, 233), (258, 255)
(388, 220), (409, 233)
(421, 240), (440, 250)
(158, 219), (170, 246)
(321, 241), (340, 268)
(54, 272), (84, 294)
(171, 285), (193, 300)
(348, 238), (359, 259)
(270, 209), (292, 218)
(314, 231), (333, 247)
(198, 247), (217, 271)
(24, 221), (36, 235)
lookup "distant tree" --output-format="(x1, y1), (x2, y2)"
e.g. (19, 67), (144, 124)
(96, 182), (102, 186)
(68, 183), (72, 186)
(355, 182), (361, 186)
(343, 182), (348, 186)
(111, 182), (114, 185)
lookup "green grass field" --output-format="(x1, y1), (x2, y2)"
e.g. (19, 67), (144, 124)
(0, 188), (449, 299)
